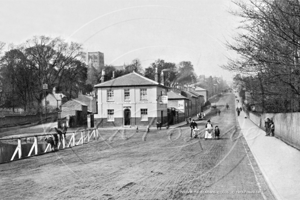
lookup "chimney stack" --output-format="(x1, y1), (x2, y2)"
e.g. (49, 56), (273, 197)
(112, 71), (115, 79)
(101, 70), (105, 83)
(160, 71), (164, 85)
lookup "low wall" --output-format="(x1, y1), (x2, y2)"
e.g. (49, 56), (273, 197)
(249, 112), (261, 127)
(0, 113), (58, 128)
(249, 112), (300, 150)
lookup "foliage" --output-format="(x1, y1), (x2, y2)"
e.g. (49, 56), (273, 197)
(0, 36), (88, 111)
(223, 0), (300, 112)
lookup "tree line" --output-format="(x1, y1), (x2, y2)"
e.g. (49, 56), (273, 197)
(0, 36), (202, 113)
(223, 0), (300, 113)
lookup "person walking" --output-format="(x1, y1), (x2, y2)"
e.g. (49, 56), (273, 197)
(214, 126), (220, 139)
(204, 120), (213, 139)
(190, 119), (198, 138)
(55, 123), (68, 145)
(52, 132), (59, 150)
(265, 118), (271, 136)
(270, 120), (275, 136)
(236, 107), (240, 116)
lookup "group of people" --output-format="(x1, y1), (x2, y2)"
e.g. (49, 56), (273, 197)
(45, 123), (68, 151)
(190, 119), (221, 139)
(197, 112), (205, 120)
(265, 118), (275, 136)
(204, 120), (220, 139)
(236, 107), (242, 116)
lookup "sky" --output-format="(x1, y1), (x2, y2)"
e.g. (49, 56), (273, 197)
(0, 0), (241, 82)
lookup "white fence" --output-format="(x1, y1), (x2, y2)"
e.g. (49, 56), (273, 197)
(0, 128), (100, 162)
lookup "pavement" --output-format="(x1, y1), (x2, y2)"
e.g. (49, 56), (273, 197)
(237, 110), (300, 200)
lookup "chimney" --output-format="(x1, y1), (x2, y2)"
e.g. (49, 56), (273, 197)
(101, 70), (105, 83)
(112, 71), (115, 79)
(160, 71), (164, 85)
(155, 67), (158, 82)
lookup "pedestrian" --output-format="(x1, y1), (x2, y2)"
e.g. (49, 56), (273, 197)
(156, 121), (161, 130)
(214, 126), (220, 139)
(217, 109), (221, 116)
(236, 107), (240, 116)
(52, 133), (59, 150)
(55, 123), (68, 143)
(45, 136), (55, 151)
(204, 120), (213, 139)
(270, 120), (275, 136)
(190, 119), (198, 138)
(265, 118), (271, 136)
(226, 104), (229, 109)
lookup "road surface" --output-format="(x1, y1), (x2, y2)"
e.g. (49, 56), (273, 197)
(0, 93), (275, 200)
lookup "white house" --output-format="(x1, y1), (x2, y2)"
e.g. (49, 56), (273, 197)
(41, 87), (65, 111)
(94, 72), (168, 127)
(195, 87), (208, 102)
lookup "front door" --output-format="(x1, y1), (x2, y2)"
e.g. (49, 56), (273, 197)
(124, 109), (131, 126)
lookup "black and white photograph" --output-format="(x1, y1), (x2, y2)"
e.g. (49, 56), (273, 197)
(0, 0), (299, 199)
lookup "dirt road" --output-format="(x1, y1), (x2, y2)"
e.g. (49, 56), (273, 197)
(0, 93), (275, 200)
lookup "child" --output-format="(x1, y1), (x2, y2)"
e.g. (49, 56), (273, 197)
(45, 136), (55, 151)
(214, 126), (220, 139)
(190, 119), (198, 138)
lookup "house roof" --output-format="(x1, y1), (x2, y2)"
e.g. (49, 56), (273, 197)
(94, 71), (166, 88)
(195, 87), (206, 91)
(167, 91), (188, 100)
(182, 90), (197, 98)
(62, 99), (87, 108)
(189, 90), (203, 97)
(76, 94), (96, 113)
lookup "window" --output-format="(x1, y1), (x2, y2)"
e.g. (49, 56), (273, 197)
(107, 89), (114, 101)
(141, 109), (148, 121)
(124, 89), (130, 101)
(140, 89), (147, 101)
(107, 109), (114, 121)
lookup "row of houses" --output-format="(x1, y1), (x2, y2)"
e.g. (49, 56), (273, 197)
(45, 71), (207, 128)
(56, 72), (206, 128)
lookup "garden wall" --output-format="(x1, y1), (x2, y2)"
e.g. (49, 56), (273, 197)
(248, 112), (300, 150)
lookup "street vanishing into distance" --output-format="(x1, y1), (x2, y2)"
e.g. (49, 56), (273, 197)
(0, 93), (275, 200)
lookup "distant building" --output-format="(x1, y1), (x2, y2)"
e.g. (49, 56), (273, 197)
(195, 87), (208, 102)
(167, 91), (189, 124)
(76, 92), (97, 114)
(86, 51), (104, 85)
(61, 99), (88, 127)
(88, 52), (104, 72)
(41, 87), (65, 111)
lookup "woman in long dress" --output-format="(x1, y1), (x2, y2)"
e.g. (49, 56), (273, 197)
(204, 120), (213, 139)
